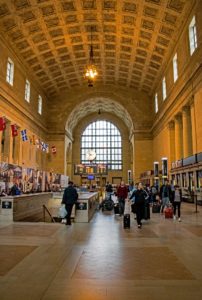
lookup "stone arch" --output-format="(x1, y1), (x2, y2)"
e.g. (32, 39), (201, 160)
(65, 97), (134, 139)
(71, 111), (132, 185)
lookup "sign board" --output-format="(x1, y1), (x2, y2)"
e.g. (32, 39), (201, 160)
(74, 164), (108, 175)
(2, 201), (12, 209)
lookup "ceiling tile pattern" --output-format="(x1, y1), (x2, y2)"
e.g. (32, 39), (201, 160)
(0, 0), (193, 97)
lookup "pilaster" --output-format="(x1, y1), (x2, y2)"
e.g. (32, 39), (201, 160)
(174, 114), (183, 160)
(182, 105), (193, 157)
(167, 120), (175, 163)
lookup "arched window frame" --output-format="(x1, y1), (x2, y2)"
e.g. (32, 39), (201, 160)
(81, 120), (122, 170)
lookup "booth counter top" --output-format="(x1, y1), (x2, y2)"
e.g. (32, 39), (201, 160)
(0, 192), (52, 221)
(75, 192), (99, 222)
(52, 191), (99, 222)
(0, 191), (99, 223)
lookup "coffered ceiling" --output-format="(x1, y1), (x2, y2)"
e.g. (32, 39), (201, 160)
(0, 0), (194, 98)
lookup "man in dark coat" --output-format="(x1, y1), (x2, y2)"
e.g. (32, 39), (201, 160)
(62, 181), (78, 225)
(130, 182), (147, 228)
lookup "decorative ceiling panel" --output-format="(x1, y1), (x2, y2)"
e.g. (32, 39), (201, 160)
(0, 0), (192, 96)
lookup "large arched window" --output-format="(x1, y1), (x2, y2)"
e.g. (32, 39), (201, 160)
(81, 120), (122, 170)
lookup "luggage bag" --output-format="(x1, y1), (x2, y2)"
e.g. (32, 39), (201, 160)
(123, 214), (130, 228)
(152, 203), (161, 213)
(114, 203), (119, 214)
(144, 204), (150, 220)
(164, 207), (173, 218)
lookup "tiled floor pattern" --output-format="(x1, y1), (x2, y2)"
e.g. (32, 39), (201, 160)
(72, 247), (194, 280)
(0, 223), (61, 237)
(0, 245), (38, 276)
(0, 203), (202, 300)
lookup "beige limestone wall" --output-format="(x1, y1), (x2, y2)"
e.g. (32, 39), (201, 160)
(134, 139), (153, 183)
(47, 86), (153, 134)
(46, 85), (153, 182)
(194, 90), (202, 153)
(152, 0), (202, 177)
(153, 127), (170, 170)
(0, 38), (49, 170)
(45, 140), (65, 174)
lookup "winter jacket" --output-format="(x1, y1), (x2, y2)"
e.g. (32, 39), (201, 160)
(130, 189), (146, 206)
(62, 186), (78, 205)
(117, 185), (128, 199)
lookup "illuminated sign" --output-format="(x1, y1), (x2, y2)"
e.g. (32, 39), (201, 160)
(74, 164), (108, 175)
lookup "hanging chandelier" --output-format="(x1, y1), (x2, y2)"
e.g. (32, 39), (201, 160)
(84, 26), (98, 87)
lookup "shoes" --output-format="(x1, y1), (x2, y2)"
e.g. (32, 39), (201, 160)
(173, 215), (176, 220)
(138, 224), (142, 228)
(178, 218), (181, 222)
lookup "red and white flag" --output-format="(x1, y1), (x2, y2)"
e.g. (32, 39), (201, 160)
(0, 117), (6, 131)
(11, 124), (18, 137)
(51, 145), (57, 154)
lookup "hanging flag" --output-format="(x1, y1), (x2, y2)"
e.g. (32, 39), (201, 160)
(36, 139), (41, 149)
(41, 141), (45, 151)
(0, 117), (6, 131)
(20, 129), (28, 141)
(51, 145), (57, 154)
(41, 141), (49, 152)
(11, 124), (18, 137)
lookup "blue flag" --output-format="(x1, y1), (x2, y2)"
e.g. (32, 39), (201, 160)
(21, 129), (28, 142)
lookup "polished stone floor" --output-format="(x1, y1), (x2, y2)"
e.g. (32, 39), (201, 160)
(0, 203), (202, 300)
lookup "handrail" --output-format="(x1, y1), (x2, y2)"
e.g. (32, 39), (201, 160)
(43, 205), (55, 223)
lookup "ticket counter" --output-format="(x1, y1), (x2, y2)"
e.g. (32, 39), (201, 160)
(0, 193), (52, 221)
(75, 192), (99, 222)
(0, 191), (99, 223)
(52, 191), (99, 222)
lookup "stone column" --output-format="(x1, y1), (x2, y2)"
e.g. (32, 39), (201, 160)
(168, 120), (175, 163)
(174, 114), (183, 160)
(129, 132), (135, 182)
(182, 105), (193, 157)
(190, 99), (197, 154)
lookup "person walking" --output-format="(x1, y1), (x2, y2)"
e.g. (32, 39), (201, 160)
(159, 179), (172, 213)
(117, 181), (128, 216)
(173, 185), (182, 222)
(130, 182), (146, 228)
(62, 181), (78, 225)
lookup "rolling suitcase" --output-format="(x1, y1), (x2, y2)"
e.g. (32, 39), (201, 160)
(164, 207), (173, 218)
(144, 204), (150, 220)
(152, 203), (161, 213)
(114, 203), (119, 214)
(123, 214), (130, 228)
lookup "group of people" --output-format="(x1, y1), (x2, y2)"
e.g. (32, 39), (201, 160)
(105, 179), (182, 228)
(0, 183), (21, 197)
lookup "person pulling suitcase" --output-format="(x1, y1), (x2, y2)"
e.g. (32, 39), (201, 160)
(130, 183), (147, 228)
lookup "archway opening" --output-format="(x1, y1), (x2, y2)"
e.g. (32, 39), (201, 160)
(81, 120), (122, 170)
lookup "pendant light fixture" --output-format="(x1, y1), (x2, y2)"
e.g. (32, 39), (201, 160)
(84, 26), (98, 87)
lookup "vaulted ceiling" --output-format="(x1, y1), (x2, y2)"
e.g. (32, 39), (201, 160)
(0, 0), (194, 98)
